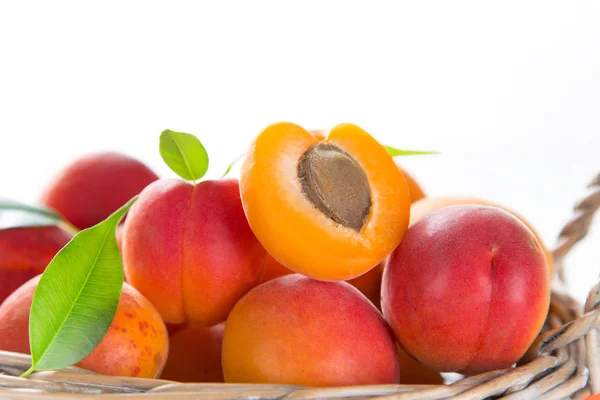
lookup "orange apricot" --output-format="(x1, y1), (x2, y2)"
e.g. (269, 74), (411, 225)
(258, 254), (292, 284)
(346, 261), (384, 308)
(240, 122), (410, 281)
(161, 323), (225, 383)
(0, 277), (168, 378)
(222, 274), (399, 386)
(410, 196), (554, 278)
(397, 165), (426, 203)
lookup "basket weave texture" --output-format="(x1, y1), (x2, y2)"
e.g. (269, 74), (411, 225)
(1, 174), (599, 400)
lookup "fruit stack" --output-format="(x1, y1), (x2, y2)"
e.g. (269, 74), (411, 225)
(0, 123), (598, 399)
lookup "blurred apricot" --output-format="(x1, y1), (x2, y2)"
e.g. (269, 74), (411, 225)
(161, 324), (224, 383)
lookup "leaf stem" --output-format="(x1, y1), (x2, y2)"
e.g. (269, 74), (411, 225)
(222, 153), (245, 178)
(20, 365), (36, 378)
(59, 220), (80, 235)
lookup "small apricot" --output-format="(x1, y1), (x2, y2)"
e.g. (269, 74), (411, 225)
(240, 122), (410, 281)
(0, 277), (169, 378)
(161, 323), (224, 383)
(397, 165), (426, 203)
(346, 261), (384, 308)
(222, 274), (399, 386)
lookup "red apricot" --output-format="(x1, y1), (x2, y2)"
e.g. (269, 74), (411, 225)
(122, 178), (264, 326)
(0, 226), (72, 305)
(382, 205), (550, 375)
(40, 152), (158, 230)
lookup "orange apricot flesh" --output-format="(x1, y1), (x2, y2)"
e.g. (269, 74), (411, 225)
(240, 122), (410, 281)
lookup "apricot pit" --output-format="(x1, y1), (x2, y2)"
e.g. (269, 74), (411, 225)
(298, 143), (371, 232)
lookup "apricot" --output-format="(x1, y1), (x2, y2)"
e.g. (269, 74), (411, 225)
(346, 261), (384, 308)
(259, 255), (384, 308)
(258, 254), (292, 284)
(40, 152), (159, 230)
(410, 196), (554, 277)
(161, 323), (224, 383)
(382, 205), (550, 375)
(397, 165), (426, 203)
(397, 345), (443, 385)
(222, 274), (399, 386)
(0, 226), (72, 305)
(0, 276), (168, 378)
(122, 178), (265, 326)
(240, 122), (410, 281)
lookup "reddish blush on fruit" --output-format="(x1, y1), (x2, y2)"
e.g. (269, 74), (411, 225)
(122, 178), (265, 326)
(41, 152), (158, 230)
(382, 205), (550, 375)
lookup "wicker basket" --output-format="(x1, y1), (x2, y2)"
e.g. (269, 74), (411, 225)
(1, 174), (599, 400)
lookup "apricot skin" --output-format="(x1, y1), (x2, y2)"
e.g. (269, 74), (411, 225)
(161, 323), (225, 383)
(0, 226), (72, 305)
(410, 196), (554, 277)
(222, 274), (400, 386)
(0, 277), (169, 378)
(382, 205), (550, 375)
(123, 178), (265, 326)
(40, 152), (159, 230)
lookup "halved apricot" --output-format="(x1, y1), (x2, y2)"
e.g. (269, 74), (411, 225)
(240, 122), (410, 281)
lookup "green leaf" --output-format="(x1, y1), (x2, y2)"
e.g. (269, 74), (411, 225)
(222, 153), (245, 178)
(22, 196), (137, 377)
(0, 199), (63, 230)
(160, 129), (209, 182)
(385, 145), (439, 157)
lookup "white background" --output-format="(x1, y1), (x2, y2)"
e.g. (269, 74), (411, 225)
(1, 2), (598, 303)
